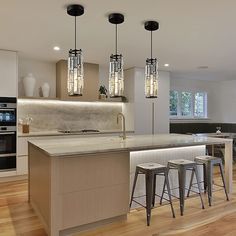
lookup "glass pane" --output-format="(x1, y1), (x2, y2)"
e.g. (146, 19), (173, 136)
(169, 90), (178, 116)
(181, 92), (192, 116)
(194, 92), (205, 117)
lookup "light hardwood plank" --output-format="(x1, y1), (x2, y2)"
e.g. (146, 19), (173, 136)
(0, 168), (235, 236)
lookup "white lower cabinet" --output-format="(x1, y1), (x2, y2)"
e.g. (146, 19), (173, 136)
(17, 155), (28, 175)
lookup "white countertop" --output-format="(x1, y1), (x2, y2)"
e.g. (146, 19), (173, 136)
(18, 130), (134, 137)
(28, 134), (233, 157)
(195, 133), (236, 138)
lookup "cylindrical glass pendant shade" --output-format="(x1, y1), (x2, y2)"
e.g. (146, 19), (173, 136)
(68, 49), (84, 96)
(109, 54), (124, 97)
(145, 58), (158, 98)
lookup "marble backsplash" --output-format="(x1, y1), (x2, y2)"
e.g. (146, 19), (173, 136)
(18, 99), (122, 131)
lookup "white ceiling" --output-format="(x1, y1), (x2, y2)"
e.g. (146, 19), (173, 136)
(1, 0), (236, 81)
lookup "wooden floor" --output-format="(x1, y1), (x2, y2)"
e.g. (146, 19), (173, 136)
(0, 169), (236, 236)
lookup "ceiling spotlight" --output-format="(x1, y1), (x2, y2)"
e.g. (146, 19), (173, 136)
(53, 46), (60, 51)
(164, 63), (169, 67)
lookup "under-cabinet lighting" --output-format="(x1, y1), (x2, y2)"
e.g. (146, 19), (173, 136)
(18, 99), (123, 107)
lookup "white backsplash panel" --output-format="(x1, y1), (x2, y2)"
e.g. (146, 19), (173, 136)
(18, 99), (122, 131)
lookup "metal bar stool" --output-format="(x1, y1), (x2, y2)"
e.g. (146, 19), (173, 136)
(187, 156), (229, 206)
(160, 159), (205, 216)
(130, 163), (175, 226)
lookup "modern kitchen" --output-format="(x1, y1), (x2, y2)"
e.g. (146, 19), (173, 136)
(0, 1), (236, 236)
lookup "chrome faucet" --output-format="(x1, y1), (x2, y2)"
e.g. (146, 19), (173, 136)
(117, 112), (126, 140)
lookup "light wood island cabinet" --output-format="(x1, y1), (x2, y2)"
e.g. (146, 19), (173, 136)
(56, 60), (99, 101)
(28, 134), (233, 236)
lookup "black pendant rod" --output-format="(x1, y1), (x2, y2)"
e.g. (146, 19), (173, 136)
(108, 13), (124, 55)
(115, 24), (118, 55)
(75, 16), (77, 50)
(144, 20), (159, 59)
(67, 4), (84, 52)
(151, 30), (153, 59)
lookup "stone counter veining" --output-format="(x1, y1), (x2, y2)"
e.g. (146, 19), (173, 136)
(29, 133), (232, 157)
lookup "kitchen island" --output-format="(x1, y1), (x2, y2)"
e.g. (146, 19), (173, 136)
(28, 134), (233, 236)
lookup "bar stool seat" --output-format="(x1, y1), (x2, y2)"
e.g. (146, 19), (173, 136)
(137, 163), (167, 171)
(188, 155), (229, 206)
(130, 162), (175, 226)
(160, 159), (205, 216)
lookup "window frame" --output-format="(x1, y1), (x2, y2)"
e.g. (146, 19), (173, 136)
(169, 90), (208, 119)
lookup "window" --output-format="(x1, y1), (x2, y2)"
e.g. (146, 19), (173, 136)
(169, 90), (207, 118)
(181, 92), (192, 116)
(170, 90), (178, 116)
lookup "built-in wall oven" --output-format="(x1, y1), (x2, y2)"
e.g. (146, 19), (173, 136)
(0, 97), (17, 171)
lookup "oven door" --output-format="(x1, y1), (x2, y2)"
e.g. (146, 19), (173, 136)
(0, 108), (16, 126)
(0, 154), (16, 171)
(0, 131), (16, 154)
(0, 131), (16, 171)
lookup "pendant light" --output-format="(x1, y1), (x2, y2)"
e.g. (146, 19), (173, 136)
(67, 4), (84, 96)
(144, 21), (159, 98)
(108, 13), (125, 97)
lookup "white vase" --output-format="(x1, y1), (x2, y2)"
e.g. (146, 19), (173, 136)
(23, 73), (36, 97)
(41, 82), (50, 97)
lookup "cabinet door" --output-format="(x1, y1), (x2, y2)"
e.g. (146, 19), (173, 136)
(17, 137), (28, 156)
(0, 50), (17, 97)
(17, 155), (28, 175)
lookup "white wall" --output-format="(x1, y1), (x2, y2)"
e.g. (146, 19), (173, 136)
(0, 50), (18, 97)
(217, 80), (236, 123)
(18, 57), (56, 97)
(124, 68), (170, 134)
(170, 78), (221, 123)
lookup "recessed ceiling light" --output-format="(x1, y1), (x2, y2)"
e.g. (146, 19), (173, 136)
(53, 46), (60, 51)
(164, 63), (169, 67)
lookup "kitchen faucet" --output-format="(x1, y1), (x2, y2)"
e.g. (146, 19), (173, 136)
(117, 112), (126, 140)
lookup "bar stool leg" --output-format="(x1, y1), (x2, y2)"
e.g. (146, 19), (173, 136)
(203, 164), (208, 193)
(160, 164), (169, 205)
(145, 171), (154, 226)
(219, 162), (229, 201)
(152, 174), (157, 207)
(164, 170), (175, 218)
(130, 169), (139, 208)
(193, 165), (205, 209)
(206, 163), (213, 206)
(178, 166), (186, 216)
(187, 168), (194, 197)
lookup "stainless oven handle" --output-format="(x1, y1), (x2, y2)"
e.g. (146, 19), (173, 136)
(0, 132), (15, 135)
(0, 153), (16, 157)
(0, 108), (15, 111)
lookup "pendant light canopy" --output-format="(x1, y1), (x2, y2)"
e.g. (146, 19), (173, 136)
(144, 21), (159, 98)
(108, 13), (125, 98)
(67, 4), (84, 96)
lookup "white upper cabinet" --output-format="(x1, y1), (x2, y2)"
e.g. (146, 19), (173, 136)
(0, 50), (17, 97)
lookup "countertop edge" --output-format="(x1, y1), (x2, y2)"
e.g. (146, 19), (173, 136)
(28, 135), (233, 158)
(18, 130), (135, 137)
